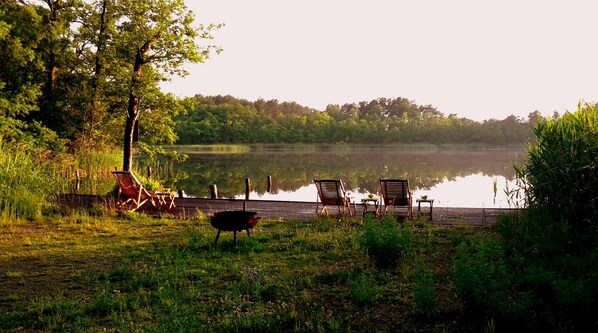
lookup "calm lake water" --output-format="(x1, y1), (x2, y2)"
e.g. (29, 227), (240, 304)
(170, 145), (526, 208)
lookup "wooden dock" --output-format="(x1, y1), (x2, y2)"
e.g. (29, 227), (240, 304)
(57, 195), (514, 227)
(171, 198), (512, 227)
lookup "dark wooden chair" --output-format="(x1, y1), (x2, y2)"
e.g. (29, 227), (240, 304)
(314, 179), (355, 217)
(379, 178), (413, 219)
(112, 171), (176, 211)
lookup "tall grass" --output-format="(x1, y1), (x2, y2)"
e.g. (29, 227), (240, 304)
(70, 149), (122, 195)
(515, 102), (598, 240)
(0, 142), (65, 222)
(0, 142), (125, 221)
(55, 148), (134, 196)
(450, 102), (598, 331)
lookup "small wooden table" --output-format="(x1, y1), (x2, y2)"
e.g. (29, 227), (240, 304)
(361, 197), (380, 216)
(416, 199), (434, 220)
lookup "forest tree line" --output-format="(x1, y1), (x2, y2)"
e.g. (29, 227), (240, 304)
(175, 95), (538, 145)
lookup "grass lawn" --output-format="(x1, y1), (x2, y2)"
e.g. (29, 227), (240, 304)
(0, 211), (493, 332)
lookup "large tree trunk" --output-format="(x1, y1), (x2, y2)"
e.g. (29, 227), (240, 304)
(86, 0), (109, 149)
(122, 33), (160, 171)
(122, 103), (138, 171)
(122, 56), (143, 171)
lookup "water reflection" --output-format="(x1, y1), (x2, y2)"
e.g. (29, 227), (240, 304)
(173, 145), (526, 208)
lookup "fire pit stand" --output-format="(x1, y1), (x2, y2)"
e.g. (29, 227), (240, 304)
(210, 211), (260, 246)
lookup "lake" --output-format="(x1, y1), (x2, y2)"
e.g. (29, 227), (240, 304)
(169, 144), (526, 208)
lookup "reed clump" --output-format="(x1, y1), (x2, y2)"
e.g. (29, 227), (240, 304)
(450, 103), (598, 331)
(0, 142), (64, 222)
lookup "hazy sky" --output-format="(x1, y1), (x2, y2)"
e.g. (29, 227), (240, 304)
(161, 0), (598, 121)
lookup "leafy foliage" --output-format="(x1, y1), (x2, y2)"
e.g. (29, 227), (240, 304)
(0, 0), (221, 160)
(516, 103), (598, 238)
(472, 103), (598, 331)
(175, 95), (534, 145)
(358, 214), (413, 268)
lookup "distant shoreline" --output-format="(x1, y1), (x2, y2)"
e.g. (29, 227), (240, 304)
(164, 142), (526, 154)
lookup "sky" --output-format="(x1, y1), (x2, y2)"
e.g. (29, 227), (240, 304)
(161, 0), (598, 121)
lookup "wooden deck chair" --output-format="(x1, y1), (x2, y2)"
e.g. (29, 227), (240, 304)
(112, 171), (176, 211)
(379, 178), (413, 219)
(314, 179), (355, 217)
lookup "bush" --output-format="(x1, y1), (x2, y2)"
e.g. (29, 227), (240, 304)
(358, 214), (412, 268)
(516, 103), (598, 244)
(487, 103), (598, 331)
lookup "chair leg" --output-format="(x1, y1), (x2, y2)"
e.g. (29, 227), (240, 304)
(343, 204), (353, 217)
(316, 203), (322, 216)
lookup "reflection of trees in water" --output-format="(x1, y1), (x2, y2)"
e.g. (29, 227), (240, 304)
(175, 149), (524, 198)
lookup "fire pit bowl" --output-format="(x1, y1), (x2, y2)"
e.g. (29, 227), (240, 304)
(210, 211), (259, 245)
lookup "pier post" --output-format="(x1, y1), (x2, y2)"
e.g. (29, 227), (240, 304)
(210, 184), (218, 199)
(245, 178), (251, 200)
(267, 175), (272, 193)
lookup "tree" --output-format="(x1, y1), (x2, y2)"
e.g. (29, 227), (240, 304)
(71, 0), (120, 149)
(0, 2), (44, 120)
(113, 0), (221, 171)
(0, 1), (45, 144)
(35, 0), (82, 137)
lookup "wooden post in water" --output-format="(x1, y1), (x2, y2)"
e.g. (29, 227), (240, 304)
(210, 184), (218, 199)
(245, 177), (251, 200)
(267, 175), (272, 193)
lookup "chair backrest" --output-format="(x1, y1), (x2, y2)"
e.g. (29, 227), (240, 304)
(379, 179), (411, 206)
(112, 171), (149, 199)
(314, 179), (347, 205)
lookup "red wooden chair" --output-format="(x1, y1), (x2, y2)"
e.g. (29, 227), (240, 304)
(112, 171), (176, 211)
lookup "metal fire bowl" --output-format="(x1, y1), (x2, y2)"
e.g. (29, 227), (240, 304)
(210, 211), (259, 231)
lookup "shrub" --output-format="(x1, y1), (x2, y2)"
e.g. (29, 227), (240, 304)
(491, 102), (598, 331)
(358, 214), (412, 268)
(515, 103), (598, 248)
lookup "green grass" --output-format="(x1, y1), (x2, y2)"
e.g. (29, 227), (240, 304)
(0, 214), (464, 332)
(0, 211), (595, 332)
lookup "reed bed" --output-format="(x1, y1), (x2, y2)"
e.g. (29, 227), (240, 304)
(0, 142), (65, 222)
